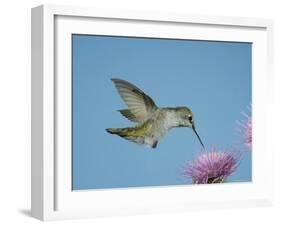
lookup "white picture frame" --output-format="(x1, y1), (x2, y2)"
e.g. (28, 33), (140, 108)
(31, 4), (274, 221)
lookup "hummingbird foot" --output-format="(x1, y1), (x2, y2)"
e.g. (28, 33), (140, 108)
(152, 141), (158, 148)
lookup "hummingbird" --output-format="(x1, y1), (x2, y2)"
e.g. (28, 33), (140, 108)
(106, 78), (204, 149)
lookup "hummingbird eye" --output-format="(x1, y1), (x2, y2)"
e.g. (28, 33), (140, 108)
(184, 115), (193, 121)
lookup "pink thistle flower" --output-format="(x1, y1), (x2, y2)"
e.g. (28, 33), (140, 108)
(237, 111), (252, 151)
(183, 150), (240, 184)
(244, 118), (252, 150)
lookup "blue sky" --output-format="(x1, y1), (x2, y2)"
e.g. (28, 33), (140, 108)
(72, 34), (252, 190)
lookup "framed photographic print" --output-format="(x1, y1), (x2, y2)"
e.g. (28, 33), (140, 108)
(31, 4), (274, 221)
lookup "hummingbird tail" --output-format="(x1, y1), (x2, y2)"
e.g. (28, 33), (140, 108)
(106, 128), (118, 134)
(106, 127), (145, 145)
(106, 128), (129, 137)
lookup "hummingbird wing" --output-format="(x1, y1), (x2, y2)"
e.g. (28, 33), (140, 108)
(118, 109), (138, 123)
(111, 78), (158, 123)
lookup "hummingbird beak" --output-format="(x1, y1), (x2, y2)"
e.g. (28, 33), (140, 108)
(192, 124), (205, 149)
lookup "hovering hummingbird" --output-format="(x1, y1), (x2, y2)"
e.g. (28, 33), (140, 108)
(106, 78), (204, 149)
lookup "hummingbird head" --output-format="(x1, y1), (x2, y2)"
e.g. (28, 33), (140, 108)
(174, 106), (194, 128)
(174, 106), (205, 149)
